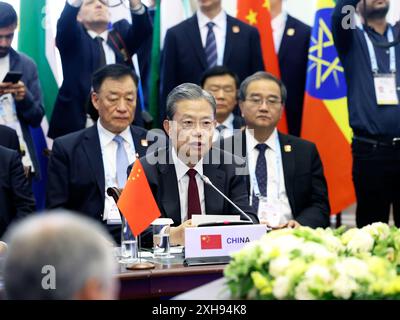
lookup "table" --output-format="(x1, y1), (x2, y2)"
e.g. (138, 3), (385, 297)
(116, 253), (226, 299)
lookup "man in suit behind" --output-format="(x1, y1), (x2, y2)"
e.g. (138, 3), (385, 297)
(159, 0), (264, 126)
(271, 0), (311, 137)
(48, 0), (152, 139)
(0, 145), (35, 238)
(222, 71), (330, 229)
(140, 83), (258, 246)
(200, 66), (245, 142)
(46, 64), (161, 242)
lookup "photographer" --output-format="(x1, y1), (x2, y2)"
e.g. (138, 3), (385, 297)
(332, 0), (400, 227)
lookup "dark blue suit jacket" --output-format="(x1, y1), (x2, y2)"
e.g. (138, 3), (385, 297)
(46, 124), (160, 225)
(0, 145), (35, 238)
(7, 48), (45, 175)
(221, 131), (330, 228)
(48, 3), (152, 139)
(159, 14), (265, 125)
(279, 15), (311, 137)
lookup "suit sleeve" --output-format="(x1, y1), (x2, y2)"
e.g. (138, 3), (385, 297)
(295, 144), (330, 228)
(46, 140), (70, 209)
(56, 2), (82, 54)
(250, 28), (265, 73)
(10, 151), (36, 218)
(16, 60), (45, 128)
(332, 0), (360, 55)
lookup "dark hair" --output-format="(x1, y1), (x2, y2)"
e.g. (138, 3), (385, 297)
(0, 2), (18, 28)
(200, 66), (240, 89)
(239, 71), (287, 105)
(166, 83), (216, 120)
(91, 64), (138, 93)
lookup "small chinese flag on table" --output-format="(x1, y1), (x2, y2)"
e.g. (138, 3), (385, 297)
(200, 234), (222, 250)
(117, 160), (161, 237)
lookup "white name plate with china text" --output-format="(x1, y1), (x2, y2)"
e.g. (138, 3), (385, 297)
(184, 224), (267, 258)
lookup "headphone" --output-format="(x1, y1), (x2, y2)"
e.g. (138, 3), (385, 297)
(361, 0), (400, 48)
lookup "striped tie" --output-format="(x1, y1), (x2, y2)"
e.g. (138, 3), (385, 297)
(205, 22), (218, 68)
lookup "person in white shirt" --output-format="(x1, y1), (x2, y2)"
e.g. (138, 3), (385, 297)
(46, 64), (161, 243)
(222, 71), (330, 229)
(200, 66), (245, 143)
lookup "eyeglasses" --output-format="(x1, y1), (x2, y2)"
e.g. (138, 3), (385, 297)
(245, 97), (282, 108)
(0, 33), (14, 41)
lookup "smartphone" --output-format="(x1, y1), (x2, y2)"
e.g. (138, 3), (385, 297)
(2, 71), (22, 84)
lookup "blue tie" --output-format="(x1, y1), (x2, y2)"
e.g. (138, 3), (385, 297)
(252, 144), (268, 212)
(113, 135), (129, 188)
(205, 22), (218, 68)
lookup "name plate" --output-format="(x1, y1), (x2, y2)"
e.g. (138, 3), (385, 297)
(184, 224), (267, 259)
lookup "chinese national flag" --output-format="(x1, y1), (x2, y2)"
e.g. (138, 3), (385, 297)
(200, 234), (222, 250)
(237, 0), (288, 133)
(117, 160), (161, 236)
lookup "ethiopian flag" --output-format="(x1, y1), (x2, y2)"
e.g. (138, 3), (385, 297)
(236, 0), (288, 133)
(301, 0), (355, 214)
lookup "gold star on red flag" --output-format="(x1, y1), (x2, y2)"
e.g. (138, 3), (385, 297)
(246, 9), (258, 25)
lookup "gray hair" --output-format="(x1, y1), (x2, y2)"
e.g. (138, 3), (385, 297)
(166, 83), (216, 120)
(239, 71), (287, 104)
(3, 210), (117, 300)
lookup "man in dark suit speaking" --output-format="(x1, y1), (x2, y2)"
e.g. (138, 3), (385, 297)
(222, 72), (330, 229)
(139, 83), (258, 246)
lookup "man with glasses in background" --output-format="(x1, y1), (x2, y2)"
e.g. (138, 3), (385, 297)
(222, 72), (330, 230)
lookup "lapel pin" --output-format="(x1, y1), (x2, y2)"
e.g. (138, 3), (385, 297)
(232, 25), (240, 34)
(284, 145), (292, 152)
(141, 139), (148, 147)
(287, 28), (295, 37)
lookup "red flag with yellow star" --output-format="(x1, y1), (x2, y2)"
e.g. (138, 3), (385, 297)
(237, 0), (288, 133)
(117, 160), (161, 236)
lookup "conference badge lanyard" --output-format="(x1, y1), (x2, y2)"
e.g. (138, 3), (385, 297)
(363, 26), (399, 105)
(251, 135), (284, 227)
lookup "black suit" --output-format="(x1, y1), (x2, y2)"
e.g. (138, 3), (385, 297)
(46, 125), (161, 239)
(0, 146), (35, 238)
(139, 147), (258, 226)
(159, 13), (264, 125)
(0, 125), (20, 151)
(221, 131), (330, 228)
(279, 15), (311, 137)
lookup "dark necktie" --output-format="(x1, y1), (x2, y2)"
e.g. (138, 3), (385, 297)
(252, 143), (268, 212)
(205, 22), (217, 68)
(96, 36), (107, 68)
(187, 168), (201, 220)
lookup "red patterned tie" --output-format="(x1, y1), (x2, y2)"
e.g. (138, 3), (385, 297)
(187, 169), (201, 219)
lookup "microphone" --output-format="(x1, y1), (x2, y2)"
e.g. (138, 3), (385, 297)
(200, 174), (254, 224)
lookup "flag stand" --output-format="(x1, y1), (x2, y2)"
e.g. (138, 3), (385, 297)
(126, 235), (155, 270)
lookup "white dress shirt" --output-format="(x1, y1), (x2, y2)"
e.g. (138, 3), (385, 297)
(197, 9), (227, 66)
(212, 113), (235, 142)
(97, 121), (137, 223)
(271, 11), (288, 54)
(172, 147), (206, 223)
(245, 128), (293, 223)
(0, 54), (10, 84)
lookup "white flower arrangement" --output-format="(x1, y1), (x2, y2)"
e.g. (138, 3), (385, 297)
(224, 223), (400, 300)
